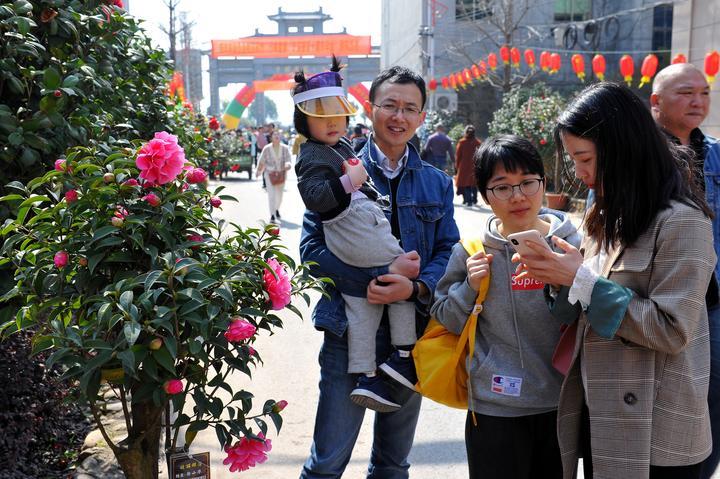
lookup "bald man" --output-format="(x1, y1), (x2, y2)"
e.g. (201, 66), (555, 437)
(652, 63), (720, 479)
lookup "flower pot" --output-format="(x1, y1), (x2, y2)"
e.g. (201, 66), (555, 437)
(545, 192), (569, 211)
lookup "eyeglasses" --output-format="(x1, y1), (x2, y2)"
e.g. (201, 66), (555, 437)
(372, 103), (422, 118)
(486, 178), (544, 200)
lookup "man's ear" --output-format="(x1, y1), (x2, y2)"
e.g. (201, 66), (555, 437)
(649, 92), (660, 110)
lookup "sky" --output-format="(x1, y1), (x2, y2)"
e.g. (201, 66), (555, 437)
(127, 0), (382, 123)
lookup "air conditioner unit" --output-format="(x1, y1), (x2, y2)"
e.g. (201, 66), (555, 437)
(432, 92), (457, 112)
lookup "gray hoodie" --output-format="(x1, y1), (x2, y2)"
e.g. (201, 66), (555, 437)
(430, 208), (582, 417)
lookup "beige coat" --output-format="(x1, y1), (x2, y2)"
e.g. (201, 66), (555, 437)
(558, 200), (714, 478)
(257, 143), (291, 178)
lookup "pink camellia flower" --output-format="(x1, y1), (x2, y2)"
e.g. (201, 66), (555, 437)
(112, 0), (123, 7)
(114, 206), (128, 219)
(111, 216), (124, 227)
(187, 233), (203, 243)
(210, 197), (222, 208)
(163, 379), (184, 395)
(54, 159), (67, 171)
(65, 189), (78, 203)
(136, 131), (186, 185)
(262, 258), (292, 310)
(54, 251), (69, 269)
(272, 400), (288, 413)
(223, 433), (272, 473)
(186, 167), (208, 184)
(142, 193), (161, 207)
(224, 318), (257, 343)
(123, 178), (139, 187)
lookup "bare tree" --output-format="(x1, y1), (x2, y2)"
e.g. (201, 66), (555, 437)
(452, 0), (541, 92)
(159, 0), (181, 63)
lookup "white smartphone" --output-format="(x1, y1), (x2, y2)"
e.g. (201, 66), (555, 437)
(506, 230), (553, 256)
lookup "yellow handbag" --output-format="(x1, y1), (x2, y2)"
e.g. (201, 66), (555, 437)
(412, 237), (490, 410)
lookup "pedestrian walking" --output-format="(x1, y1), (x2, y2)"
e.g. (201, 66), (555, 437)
(422, 124), (454, 171)
(455, 125), (481, 206)
(256, 131), (291, 223)
(515, 82), (715, 479)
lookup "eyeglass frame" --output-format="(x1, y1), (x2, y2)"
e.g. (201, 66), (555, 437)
(485, 177), (545, 200)
(371, 102), (423, 118)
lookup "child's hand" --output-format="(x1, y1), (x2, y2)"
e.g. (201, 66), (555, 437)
(343, 159), (367, 188)
(466, 251), (493, 291)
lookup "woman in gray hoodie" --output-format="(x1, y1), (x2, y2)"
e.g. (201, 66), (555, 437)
(431, 135), (581, 479)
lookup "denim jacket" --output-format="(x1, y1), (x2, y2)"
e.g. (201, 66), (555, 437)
(704, 134), (720, 279)
(299, 139), (460, 337)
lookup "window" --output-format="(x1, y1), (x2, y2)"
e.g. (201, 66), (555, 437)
(303, 26), (314, 33)
(288, 26), (298, 33)
(652, 4), (673, 65)
(456, 0), (492, 21)
(554, 0), (591, 22)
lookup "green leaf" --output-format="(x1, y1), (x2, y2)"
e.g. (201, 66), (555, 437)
(43, 67), (61, 90)
(118, 349), (136, 374)
(119, 290), (133, 311)
(123, 320), (141, 346)
(88, 253), (104, 274)
(18, 195), (50, 208)
(215, 282), (233, 305)
(142, 356), (159, 380)
(269, 412), (283, 434)
(188, 420), (209, 433)
(164, 335), (177, 359)
(91, 225), (118, 243)
(144, 270), (163, 291)
(152, 346), (176, 374)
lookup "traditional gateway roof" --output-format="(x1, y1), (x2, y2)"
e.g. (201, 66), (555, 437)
(267, 7), (331, 22)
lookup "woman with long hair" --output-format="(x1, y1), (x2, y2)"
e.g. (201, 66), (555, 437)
(514, 82), (715, 479)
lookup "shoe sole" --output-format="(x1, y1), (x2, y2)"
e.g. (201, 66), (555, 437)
(350, 389), (401, 413)
(378, 363), (418, 391)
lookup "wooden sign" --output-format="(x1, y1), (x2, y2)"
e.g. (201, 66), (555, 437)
(169, 451), (210, 479)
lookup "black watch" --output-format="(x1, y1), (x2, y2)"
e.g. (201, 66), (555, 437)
(410, 280), (420, 301)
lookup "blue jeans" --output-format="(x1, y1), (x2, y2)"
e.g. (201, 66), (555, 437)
(300, 322), (422, 479)
(701, 304), (720, 478)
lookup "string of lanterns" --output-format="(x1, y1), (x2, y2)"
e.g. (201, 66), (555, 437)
(427, 47), (720, 91)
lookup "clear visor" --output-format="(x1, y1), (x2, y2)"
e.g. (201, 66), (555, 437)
(297, 96), (357, 117)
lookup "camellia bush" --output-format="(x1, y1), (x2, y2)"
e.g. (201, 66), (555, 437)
(0, 132), (323, 478)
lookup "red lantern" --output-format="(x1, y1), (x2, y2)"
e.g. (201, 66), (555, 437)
(706, 50), (719, 86)
(449, 74), (457, 90)
(510, 47), (521, 68)
(441, 76), (449, 89)
(488, 53), (498, 71)
(456, 72), (466, 89)
(592, 54), (606, 81)
(672, 53), (687, 64)
(571, 54), (585, 81)
(524, 49), (536, 69)
(428, 78), (438, 91)
(638, 54), (658, 88)
(500, 45), (510, 65)
(540, 51), (551, 72)
(471, 64), (481, 79)
(478, 61), (487, 76)
(463, 68), (473, 85)
(619, 55), (634, 86)
(550, 53), (561, 74)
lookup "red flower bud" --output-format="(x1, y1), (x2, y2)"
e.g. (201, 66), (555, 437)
(53, 90), (62, 98)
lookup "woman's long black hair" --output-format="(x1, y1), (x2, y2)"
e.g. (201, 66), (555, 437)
(554, 82), (710, 250)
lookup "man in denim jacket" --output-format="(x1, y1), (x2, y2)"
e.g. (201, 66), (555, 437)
(299, 66), (459, 479)
(652, 62), (720, 479)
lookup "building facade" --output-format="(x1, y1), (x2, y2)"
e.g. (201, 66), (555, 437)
(382, 0), (718, 136)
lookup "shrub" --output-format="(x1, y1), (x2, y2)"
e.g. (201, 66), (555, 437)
(0, 134), (323, 478)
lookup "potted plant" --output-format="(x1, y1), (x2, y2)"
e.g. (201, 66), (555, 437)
(0, 133), (323, 478)
(488, 82), (571, 209)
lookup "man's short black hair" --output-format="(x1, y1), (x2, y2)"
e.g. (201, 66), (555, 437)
(368, 66), (427, 110)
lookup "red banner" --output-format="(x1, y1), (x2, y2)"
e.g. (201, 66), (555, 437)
(211, 34), (371, 59)
(348, 83), (370, 115)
